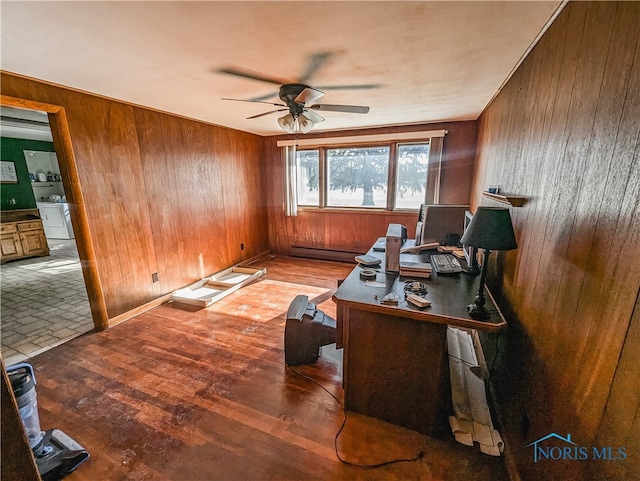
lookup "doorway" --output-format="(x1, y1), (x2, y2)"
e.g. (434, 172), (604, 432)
(1, 96), (107, 363)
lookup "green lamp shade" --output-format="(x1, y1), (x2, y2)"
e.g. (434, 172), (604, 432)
(460, 206), (517, 251)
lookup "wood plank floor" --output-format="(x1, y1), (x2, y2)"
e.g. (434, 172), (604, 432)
(28, 255), (507, 481)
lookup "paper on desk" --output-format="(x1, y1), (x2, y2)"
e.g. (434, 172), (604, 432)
(364, 280), (386, 288)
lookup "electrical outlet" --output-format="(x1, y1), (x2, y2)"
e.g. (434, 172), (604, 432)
(8, 198), (16, 205)
(240, 243), (244, 251)
(152, 272), (159, 283)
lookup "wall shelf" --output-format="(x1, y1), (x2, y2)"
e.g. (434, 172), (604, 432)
(482, 192), (527, 207)
(31, 181), (62, 186)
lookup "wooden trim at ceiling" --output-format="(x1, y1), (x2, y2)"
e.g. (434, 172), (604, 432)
(1, 94), (109, 330)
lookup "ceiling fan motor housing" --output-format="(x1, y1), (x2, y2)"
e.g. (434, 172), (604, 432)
(279, 84), (308, 114)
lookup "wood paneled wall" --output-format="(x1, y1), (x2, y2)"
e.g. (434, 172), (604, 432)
(1, 72), (268, 325)
(472, 2), (640, 479)
(264, 121), (477, 255)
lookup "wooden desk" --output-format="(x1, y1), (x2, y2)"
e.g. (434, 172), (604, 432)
(332, 240), (506, 436)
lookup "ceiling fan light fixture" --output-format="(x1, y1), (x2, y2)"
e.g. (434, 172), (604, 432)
(278, 113), (296, 133)
(277, 113), (314, 134)
(298, 114), (314, 133)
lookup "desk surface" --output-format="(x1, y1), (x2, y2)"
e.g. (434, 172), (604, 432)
(333, 239), (507, 332)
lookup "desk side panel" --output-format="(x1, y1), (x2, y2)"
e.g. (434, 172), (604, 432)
(344, 307), (450, 436)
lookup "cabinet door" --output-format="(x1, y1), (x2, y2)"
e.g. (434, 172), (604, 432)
(1, 233), (24, 259)
(20, 230), (49, 256)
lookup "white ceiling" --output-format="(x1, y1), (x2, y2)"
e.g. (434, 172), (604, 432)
(0, 1), (563, 137)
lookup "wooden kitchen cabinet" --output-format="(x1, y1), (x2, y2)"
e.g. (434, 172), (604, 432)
(1, 209), (50, 263)
(0, 231), (24, 259)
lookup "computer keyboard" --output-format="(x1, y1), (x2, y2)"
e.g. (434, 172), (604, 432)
(430, 254), (462, 274)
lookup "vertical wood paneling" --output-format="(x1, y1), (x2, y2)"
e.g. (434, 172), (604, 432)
(218, 127), (265, 263)
(562, 3), (640, 441)
(596, 290), (640, 480)
(1, 72), (268, 324)
(103, 99), (160, 314)
(265, 121), (477, 255)
(474, 2), (640, 480)
(67, 94), (134, 316)
(542, 2), (615, 429)
(134, 108), (180, 296)
(162, 116), (204, 281)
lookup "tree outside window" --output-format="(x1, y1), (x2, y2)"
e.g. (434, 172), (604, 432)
(295, 142), (430, 209)
(296, 150), (319, 206)
(327, 147), (389, 207)
(395, 143), (430, 209)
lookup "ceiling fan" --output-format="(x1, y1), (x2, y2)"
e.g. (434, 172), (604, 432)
(218, 53), (374, 133)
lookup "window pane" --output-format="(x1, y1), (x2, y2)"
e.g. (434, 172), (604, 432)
(327, 146), (390, 208)
(296, 150), (320, 206)
(395, 143), (430, 209)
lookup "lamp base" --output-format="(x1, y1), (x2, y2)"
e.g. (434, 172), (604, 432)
(467, 303), (490, 320)
(463, 266), (480, 276)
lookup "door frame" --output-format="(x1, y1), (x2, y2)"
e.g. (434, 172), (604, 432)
(1, 95), (109, 330)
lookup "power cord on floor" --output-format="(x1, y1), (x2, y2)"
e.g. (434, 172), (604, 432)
(287, 365), (425, 469)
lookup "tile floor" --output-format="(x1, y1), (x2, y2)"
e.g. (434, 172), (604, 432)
(1, 239), (94, 366)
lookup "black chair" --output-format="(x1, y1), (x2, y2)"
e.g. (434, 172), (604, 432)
(284, 295), (336, 366)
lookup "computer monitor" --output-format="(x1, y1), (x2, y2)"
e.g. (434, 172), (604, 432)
(416, 204), (469, 245)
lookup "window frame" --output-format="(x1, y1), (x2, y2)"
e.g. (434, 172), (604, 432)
(294, 140), (432, 212)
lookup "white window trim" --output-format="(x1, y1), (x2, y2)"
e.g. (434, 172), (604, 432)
(277, 129), (446, 148)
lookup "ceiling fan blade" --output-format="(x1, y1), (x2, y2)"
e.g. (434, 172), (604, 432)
(294, 87), (325, 106)
(302, 109), (325, 123)
(250, 92), (280, 102)
(298, 51), (333, 83)
(217, 67), (290, 86)
(310, 104), (370, 114)
(246, 109), (288, 120)
(315, 84), (381, 91)
(221, 97), (285, 107)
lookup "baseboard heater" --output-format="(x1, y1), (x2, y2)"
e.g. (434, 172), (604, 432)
(290, 245), (363, 263)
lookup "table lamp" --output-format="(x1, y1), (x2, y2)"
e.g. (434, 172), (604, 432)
(460, 206), (517, 320)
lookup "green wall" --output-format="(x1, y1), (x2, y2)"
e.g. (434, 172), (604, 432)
(0, 137), (55, 211)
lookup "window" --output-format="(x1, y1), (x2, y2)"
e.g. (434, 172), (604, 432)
(296, 150), (320, 206)
(395, 143), (430, 209)
(282, 130), (445, 215)
(327, 146), (390, 208)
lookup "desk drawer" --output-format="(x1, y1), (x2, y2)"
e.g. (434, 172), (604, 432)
(0, 223), (18, 234)
(17, 221), (43, 231)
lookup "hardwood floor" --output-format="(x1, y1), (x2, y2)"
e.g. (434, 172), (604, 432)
(28, 255), (507, 481)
